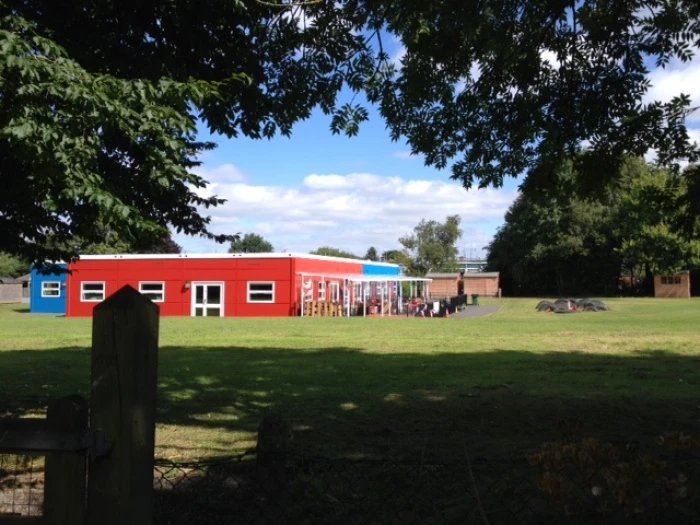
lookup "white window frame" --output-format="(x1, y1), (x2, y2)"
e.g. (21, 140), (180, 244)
(330, 282), (340, 303)
(353, 283), (362, 300)
(81, 282), (105, 302)
(319, 281), (326, 301)
(41, 281), (61, 298)
(247, 281), (275, 303)
(139, 281), (165, 303)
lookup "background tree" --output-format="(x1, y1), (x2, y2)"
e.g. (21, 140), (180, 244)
(42, 226), (182, 258)
(487, 156), (700, 296)
(0, 252), (29, 277)
(228, 233), (274, 253)
(399, 215), (462, 275)
(310, 247), (360, 259)
(614, 165), (700, 283)
(364, 247), (378, 261)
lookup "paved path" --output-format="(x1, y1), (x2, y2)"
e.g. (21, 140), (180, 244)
(450, 306), (502, 318)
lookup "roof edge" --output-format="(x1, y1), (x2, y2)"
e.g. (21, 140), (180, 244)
(74, 252), (400, 267)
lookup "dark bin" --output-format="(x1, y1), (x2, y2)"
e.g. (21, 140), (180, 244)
(471, 294), (480, 306)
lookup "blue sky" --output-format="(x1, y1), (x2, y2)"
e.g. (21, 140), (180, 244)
(173, 38), (700, 259)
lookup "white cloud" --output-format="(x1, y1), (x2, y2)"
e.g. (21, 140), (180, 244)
(645, 60), (700, 122)
(540, 48), (561, 68)
(193, 163), (247, 183)
(174, 166), (518, 256)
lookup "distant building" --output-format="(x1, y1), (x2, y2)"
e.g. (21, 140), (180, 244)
(30, 263), (68, 314)
(654, 272), (692, 298)
(29, 253), (429, 318)
(426, 271), (500, 298)
(0, 277), (22, 304)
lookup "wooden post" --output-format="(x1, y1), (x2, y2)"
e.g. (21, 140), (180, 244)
(256, 413), (289, 524)
(87, 286), (159, 525)
(44, 395), (88, 525)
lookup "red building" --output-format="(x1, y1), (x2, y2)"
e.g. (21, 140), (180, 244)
(65, 253), (391, 317)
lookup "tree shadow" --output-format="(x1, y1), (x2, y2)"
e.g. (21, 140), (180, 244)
(1, 345), (699, 523)
(1, 345), (698, 459)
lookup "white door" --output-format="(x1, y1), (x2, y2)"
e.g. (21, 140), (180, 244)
(192, 283), (224, 317)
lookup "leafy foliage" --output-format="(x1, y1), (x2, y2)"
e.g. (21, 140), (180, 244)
(228, 233), (274, 253)
(398, 215), (462, 275)
(367, 0), (700, 190)
(310, 247), (360, 259)
(0, 11), (244, 264)
(0, 251), (29, 277)
(487, 156), (700, 296)
(364, 246), (378, 261)
(4, 0), (700, 267)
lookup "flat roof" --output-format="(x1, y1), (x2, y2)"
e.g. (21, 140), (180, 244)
(76, 252), (400, 267)
(297, 272), (431, 282)
(427, 272), (499, 278)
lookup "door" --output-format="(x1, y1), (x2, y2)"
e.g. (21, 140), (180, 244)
(192, 283), (224, 317)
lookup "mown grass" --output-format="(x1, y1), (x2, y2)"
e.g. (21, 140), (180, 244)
(1, 298), (699, 462)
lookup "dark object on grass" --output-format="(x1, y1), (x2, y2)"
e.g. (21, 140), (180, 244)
(536, 298), (610, 313)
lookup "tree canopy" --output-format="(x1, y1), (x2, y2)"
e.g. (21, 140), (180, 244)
(0, 252), (29, 277)
(3, 1), (700, 265)
(228, 233), (274, 253)
(310, 247), (360, 259)
(398, 215), (462, 275)
(487, 156), (700, 296)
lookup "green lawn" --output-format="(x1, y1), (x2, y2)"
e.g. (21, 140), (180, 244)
(1, 298), (699, 462)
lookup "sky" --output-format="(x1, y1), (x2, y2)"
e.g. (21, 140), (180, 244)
(172, 37), (700, 259)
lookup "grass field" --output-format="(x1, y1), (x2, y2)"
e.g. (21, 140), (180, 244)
(1, 298), (699, 463)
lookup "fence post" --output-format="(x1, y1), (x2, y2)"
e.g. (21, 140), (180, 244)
(86, 285), (159, 525)
(43, 395), (88, 525)
(256, 413), (289, 523)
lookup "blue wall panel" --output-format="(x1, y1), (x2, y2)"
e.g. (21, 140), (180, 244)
(362, 263), (401, 276)
(30, 264), (67, 314)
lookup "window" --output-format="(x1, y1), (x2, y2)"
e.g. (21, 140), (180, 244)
(248, 282), (275, 303)
(661, 276), (682, 285)
(319, 281), (326, 301)
(41, 282), (61, 298)
(139, 282), (165, 302)
(330, 282), (340, 303)
(303, 280), (313, 302)
(81, 282), (105, 302)
(353, 283), (362, 300)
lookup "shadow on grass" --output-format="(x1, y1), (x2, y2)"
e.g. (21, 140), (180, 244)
(1, 346), (699, 524)
(1, 345), (698, 459)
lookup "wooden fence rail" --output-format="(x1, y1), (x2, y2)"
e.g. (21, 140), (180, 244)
(0, 285), (159, 525)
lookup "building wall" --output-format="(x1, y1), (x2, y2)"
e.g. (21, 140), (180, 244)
(0, 283), (23, 304)
(463, 275), (500, 297)
(30, 264), (68, 313)
(654, 273), (691, 298)
(362, 263), (401, 276)
(66, 256), (298, 317)
(429, 275), (500, 298)
(64, 254), (388, 318)
(429, 277), (459, 298)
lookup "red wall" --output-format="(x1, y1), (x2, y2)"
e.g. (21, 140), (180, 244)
(66, 257), (297, 317)
(65, 255), (367, 318)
